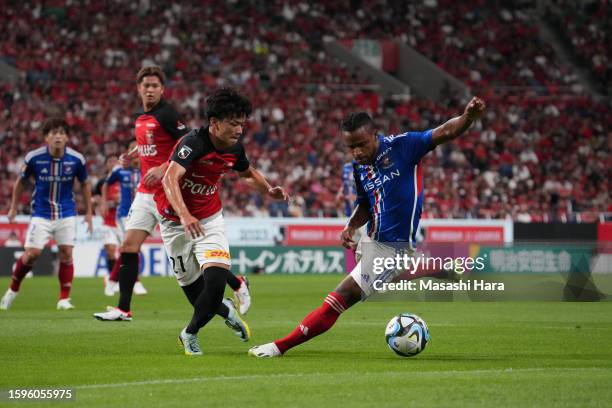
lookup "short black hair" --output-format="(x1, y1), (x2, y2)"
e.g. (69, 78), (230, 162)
(42, 117), (69, 136)
(341, 112), (374, 132)
(206, 88), (252, 121)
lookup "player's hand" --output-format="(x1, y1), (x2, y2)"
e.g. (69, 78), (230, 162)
(85, 212), (93, 235)
(142, 165), (165, 188)
(118, 152), (134, 168)
(268, 186), (289, 201)
(464, 97), (486, 121)
(180, 213), (204, 239)
(7, 207), (17, 223)
(341, 225), (357, 249)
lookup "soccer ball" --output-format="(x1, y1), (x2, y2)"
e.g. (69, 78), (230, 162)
(385, 313), (430, 357)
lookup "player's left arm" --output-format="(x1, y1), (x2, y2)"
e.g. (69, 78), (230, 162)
(81, 180), (94, 234)
(431, 97), (485, 147)
(237, 166), (289, 201)
(76, 158), (93, 234)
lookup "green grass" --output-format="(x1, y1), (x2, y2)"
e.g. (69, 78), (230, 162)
(1, 275), (611, 408)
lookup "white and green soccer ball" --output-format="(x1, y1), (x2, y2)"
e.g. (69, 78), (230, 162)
(385, 313), (430, 357)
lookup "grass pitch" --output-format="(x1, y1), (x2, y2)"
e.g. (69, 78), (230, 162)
(1, 275), (611, 407)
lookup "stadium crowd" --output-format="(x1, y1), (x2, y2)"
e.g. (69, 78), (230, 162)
(0, 0), (609, 221)
(545, 0), (611, 96)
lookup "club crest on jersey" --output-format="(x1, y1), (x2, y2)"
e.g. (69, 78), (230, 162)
(178, 145), (193, 159)
(379, 155), (393, 169)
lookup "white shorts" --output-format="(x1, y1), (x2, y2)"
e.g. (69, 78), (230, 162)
(125, 192), (161, 234)
(350, 235), (415, 299)
(24, 216), (77, 249)
(159, 211), (230, 287)
(102, 217), (127, 246)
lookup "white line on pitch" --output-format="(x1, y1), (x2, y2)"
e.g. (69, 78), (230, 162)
(75, 367), (611, 390)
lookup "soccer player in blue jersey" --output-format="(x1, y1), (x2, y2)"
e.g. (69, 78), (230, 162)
(249, 97), (485, 357)
(1, 117), (93, 310)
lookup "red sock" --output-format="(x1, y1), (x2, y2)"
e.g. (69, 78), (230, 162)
(59, 262), (74, 299)
(275, 292), (347, 354)
(10, 257), (33, 292)
(109, 258), (121, 282)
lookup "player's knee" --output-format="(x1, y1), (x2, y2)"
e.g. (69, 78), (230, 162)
(58, 247), (73, 263)
(202, 266), (229, 298)
(23, 248), (42, 264)
(120, 241), (140, 253)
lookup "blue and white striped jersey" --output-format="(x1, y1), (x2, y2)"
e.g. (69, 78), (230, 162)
(353, 130), (433, 247)
(21, 146), (88, 219)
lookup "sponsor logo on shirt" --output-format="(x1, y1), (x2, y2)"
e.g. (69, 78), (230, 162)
(361, 169), (401, 192)
(204, 250), (230, 260)
(138, 144), (157, 156)
(181, 178), (217, 195)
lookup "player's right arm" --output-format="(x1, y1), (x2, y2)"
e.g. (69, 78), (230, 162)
(162, 130), (203, 238)
(163, 162), (202, 238)
(341, 167), (371, 249)
(8, 157), (34, 222)
(7, 178), (25, 223)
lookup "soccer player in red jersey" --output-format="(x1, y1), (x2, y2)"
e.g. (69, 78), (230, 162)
(94, 67), (250, 321)
(249, 97), (486, 357)
(158, 88), (288, 355)
(93, 156), (121, 289)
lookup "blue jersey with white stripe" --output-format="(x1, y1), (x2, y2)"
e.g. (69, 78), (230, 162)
(106, 166), (140, 218)
(341, 162), (357, 217)
(21, 146), (88, 220)
(354, 130), (433, 247)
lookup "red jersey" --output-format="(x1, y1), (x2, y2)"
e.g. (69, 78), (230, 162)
(134, 99), (189, 194)
(103, 183), (120, 226)
(155, 127), (250, 222)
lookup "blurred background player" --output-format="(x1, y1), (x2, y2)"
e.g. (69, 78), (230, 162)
(1, 117), (93, 311)
(94, 67), (250, 322)
(92, 155), (121, 288)
(100, 142), (147, 296)
(336, 159), (362, 273)
(249, 97), (485, 357)
(158, 88), (288, 355)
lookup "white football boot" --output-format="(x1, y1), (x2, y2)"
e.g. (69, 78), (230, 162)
(104, 277), (119, 297)
(93, 306), (132, 321)
(0, 289), (18, 310)
(248, 342), (282, 358)
(57, 298), (75, 310)
(234, 275), (251, 315)
(222, 298), (251, 342)
(133, 281), (148, 295)
(178, 328), (203, 356)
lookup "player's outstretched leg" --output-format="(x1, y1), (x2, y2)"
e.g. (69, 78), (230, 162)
(1, 250), (38, 310)
(249, 276), (361, 357)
